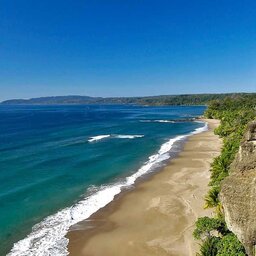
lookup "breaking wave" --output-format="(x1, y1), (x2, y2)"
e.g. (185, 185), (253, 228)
(140, 119), (175, 123)
(88, 135), (111, 142)
(88, 134), (144, 142)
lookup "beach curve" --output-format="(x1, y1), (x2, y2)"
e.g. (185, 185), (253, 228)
(67, 119), (221, 256)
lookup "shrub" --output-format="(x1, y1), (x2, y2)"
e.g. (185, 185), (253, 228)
(216, 234), (246, 256)
(197, 237), (220, 256)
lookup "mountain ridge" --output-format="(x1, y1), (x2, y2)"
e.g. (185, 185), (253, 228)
(1, 93), (255, 106)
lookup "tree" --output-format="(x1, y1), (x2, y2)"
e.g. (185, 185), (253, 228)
(204, 186), (220, 208)
(193, 217), (223, 240)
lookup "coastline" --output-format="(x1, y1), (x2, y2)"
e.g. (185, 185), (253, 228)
(67, 119), (221, 256)
(6, 115), (207, 256)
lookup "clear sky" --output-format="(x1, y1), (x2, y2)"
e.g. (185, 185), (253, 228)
(0, 0), (255, 100)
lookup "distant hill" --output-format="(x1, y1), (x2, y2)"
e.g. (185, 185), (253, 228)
(1, 93), (255, 106)
(1, 95), (101, 105)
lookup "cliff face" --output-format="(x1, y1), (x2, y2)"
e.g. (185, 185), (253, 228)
(220, 121), (256, 256)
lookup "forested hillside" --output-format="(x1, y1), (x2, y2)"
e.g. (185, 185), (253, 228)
(2, 93), (255, 105)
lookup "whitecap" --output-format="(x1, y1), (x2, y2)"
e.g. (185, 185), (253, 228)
(140, 119), (175, 123)
(114, 135), (144, 139)
(155, 120), (175, 123)
(88, 135), (110, 142)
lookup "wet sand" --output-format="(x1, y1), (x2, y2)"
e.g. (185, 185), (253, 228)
(67, 119), (221, 256)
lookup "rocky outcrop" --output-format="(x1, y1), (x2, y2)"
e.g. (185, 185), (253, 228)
(220, 121), (256, 256)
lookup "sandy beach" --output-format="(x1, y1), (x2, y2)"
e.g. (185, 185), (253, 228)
(67, 119), (221, 256)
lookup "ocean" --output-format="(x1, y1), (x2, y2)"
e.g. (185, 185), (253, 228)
(0, 104), (206, 255)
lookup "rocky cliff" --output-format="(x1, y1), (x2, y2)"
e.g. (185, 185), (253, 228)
(220, 121), (256, 256)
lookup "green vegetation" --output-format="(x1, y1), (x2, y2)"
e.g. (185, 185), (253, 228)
(197, 237), (220, 256)
(205, 94), (256, 195)
(217, 234), (247, 256)
(195, 233), (246, 256)
(193, 217), (225, 240)
(1, 93), (256, 105)
(194, 94), (256, 256)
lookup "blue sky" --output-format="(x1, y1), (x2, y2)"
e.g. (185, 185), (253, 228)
(0, 0), (255, 100)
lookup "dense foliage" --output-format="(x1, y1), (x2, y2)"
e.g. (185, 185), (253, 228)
(193, 217), (226, 240)
(2, 93), (256, 106)
(194, 94), (256, 256)
(205, 94), (256, 192)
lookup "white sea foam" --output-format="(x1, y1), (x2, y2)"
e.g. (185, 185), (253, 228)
(140, 119), (175, 123)
(88, 135), (110, 142)
(7, 122), (208, 256)
(114, 135), (144, 139)
(191, 121), (208, 134)
(156, 120), (175, 123)
(88, 134), (144, 142)
(7, 185), (124, 256)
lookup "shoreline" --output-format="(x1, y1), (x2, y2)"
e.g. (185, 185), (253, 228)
(67, 119), (221, 256)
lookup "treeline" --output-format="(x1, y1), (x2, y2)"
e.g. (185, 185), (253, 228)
(132, 93), (256, 106)
(2, 93), (256, 106)
(193, 94), (256, 255)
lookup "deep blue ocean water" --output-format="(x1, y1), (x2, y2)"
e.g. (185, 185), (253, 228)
(0, 105), (205, 255)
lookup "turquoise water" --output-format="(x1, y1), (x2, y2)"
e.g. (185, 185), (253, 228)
(0, 105), (205, 255)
